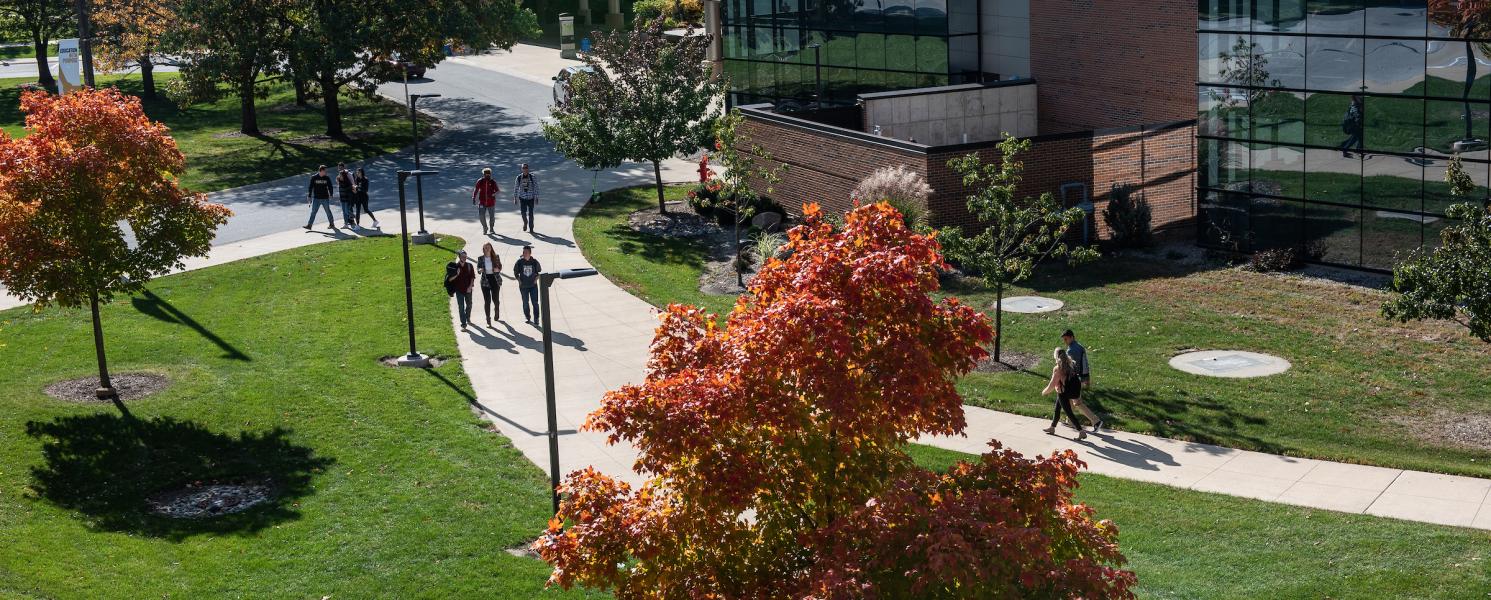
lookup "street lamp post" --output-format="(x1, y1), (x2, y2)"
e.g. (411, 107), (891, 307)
(809, 43), (823, 111)
(539, 267), (598, 515)
(403, 66), (440, 244)
(394, 169), (440, 368)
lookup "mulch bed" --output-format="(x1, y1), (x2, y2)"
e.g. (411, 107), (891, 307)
(44, 373), (169, 403)
(147, 478), (276, 519)
(973, 350), (1041, 374)
(211, 128), (286, 139)
(378, 355), (447, 368)
(628, 201), (718, 239)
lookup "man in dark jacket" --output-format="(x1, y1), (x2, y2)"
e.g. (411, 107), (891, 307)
(446, 250), (477, 332)
(336, 162), (357, 228)
(305, 165), (336, 230)
(513, 245), (542, 324)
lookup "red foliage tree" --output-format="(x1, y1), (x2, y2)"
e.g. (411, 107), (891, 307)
(536, 202), (1134, 598)
(0, 89), (230, 400)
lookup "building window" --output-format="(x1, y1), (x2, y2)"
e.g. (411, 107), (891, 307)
(1197, 0), (1486, 270)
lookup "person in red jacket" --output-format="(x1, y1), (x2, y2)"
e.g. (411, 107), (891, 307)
(472, 168), (500, 235)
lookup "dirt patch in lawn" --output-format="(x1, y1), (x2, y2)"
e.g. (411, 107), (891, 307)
(629, 201), (719, 239)
(211, 128), (287, 139)
(147, 478), (276, 519)
(1393, 411), (1491, 452)
(44, 373), (169, 403)
(974, 350), (1041, 374)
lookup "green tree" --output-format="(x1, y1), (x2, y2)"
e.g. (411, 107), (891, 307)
(543, 69), (626, 174)
(1382, 158), (1491, 342)
(555, 17), (723, 214)
(939, 136), (1099, 362)
(711, 108), (785, 285)
(0, 0), (73, 92)
(165, 0), (287, 134)
(0, 89), (230, 401)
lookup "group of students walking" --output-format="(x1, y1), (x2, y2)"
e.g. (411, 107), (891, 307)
(471, 163), (541, 234)
(1041, 329), (1106, 439)
(444, 244), (544, 332)
(305, 163), (376, 230)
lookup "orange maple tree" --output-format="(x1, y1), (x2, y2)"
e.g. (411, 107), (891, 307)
(0, 88), (230, 400)
(536, 202), (1134, 598)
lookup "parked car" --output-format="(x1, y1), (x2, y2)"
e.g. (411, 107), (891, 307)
(552, 65), (596, 105)
(400, 61), (428, 79)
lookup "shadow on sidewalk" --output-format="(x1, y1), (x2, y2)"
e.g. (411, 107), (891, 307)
(422, 366), (576, 438)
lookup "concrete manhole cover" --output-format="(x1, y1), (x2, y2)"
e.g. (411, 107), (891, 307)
(1169, 350), (1291, 378)
(999, 296), (1064, 314)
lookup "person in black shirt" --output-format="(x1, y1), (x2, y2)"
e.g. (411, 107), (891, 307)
(513, 245), (542, 324)
(354, 168), (377, 228)
(305, 165), (336, 230)
(336, 162), (356, 228)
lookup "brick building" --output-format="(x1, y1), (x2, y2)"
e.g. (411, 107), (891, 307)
(712, 0), (1200, 247)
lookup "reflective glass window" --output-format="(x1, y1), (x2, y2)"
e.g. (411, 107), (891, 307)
(1201, 86), (1251, 137)
(1253, 90), (1306, 143)
(1251, 197), (1306, 250)
(1254, 35), (1308, 89)
(1362, 210), (1424, 269)
(1306, 36), (1364, 92)
(916, 0), (948, 35)
(1365, 38), (1425, 95)
(1366, 0), (1425, 37)
(1424, 99), (1489, 154)
(1364, 96), (1424, 153)
(1305, 202), (1361, 265)
(1362, 158), (1422, 210)
(1252, 144), (1306, 198)
(1258, 0), (1308, 33)
(1423, 155), (1491, 214)
(1309, 0), (1364, 35)
(1201, 139), (1250, 189)
(1201, 0), (1252, 30)
(1200, 33), (1250, 85)
(916, 36), (949, 73)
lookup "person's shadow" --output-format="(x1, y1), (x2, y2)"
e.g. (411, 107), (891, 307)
(25, 413), (331, 539)
(530, 231), (575, 248)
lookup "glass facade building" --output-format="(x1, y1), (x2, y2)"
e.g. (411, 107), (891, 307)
(1198, 0), (1487, 270)
(720, 0), (982, 107)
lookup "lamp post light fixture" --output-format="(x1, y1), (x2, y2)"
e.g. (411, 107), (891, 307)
(539, 267), (599, 515)
(394, 169), (440, 368)
(402, 67), (440, 244)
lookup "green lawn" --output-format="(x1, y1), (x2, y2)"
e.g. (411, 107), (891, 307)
(575, 185), (1491, 477)
(0, 73), (429, 192)
(907, 445), (1491, 599)
(0, 236), (597, 597)
(0, 42), (56, 61)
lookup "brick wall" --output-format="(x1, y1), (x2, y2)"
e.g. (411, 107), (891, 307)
(740, 108), (1196, 243)
(1029, 0), (1195, 134)
(739, 113), (927, 219)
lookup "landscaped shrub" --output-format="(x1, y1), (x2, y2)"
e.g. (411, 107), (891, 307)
(1246, 246), (1304, 272)
(685, 180), (721, 217)
(1102, 183), (1153, 249)
(633, 0), (702, 26)
(852, 164), (933, 230)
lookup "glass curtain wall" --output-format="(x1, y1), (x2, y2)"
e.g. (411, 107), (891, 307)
(1198, 0), (1488, 270)
(721, 0), (980, 107)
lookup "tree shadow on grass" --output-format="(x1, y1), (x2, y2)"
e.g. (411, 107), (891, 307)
(1084, 387), (1291, 456)
(131, 288), (250, 361)
(607, 225), (711, 269)
(25, 413), (331, 540)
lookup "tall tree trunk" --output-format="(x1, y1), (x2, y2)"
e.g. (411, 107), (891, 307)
(293, 71), (309, 106)
(993, 280), (1004, 363)
(89, 291), (115, 399)
(320, 71), (343, 138)
(238, 74), (259, 135)
(32, 31), (56, 91)
(653, 160), (667, 214)
(139, 54), (156, 100)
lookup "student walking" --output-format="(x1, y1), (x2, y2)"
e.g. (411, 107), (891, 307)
(1063, 328), (1104, 431)
(477, 243), (503, 326)
(304, 165), (336, 230)
(1339, 95), (1365, 158)
(446, 250), (477, 332)
(1041, 348), (1088, 439)
(336, 163), (357, 228)
(472, 168), (500, 235)
(354, 168), (378, 229)
(513, 163), (539, 233)
(514, 245), (542, 324)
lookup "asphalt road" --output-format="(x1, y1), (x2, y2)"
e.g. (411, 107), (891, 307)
(208, 60), (566, 244)
(0, 57), (180, 80)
